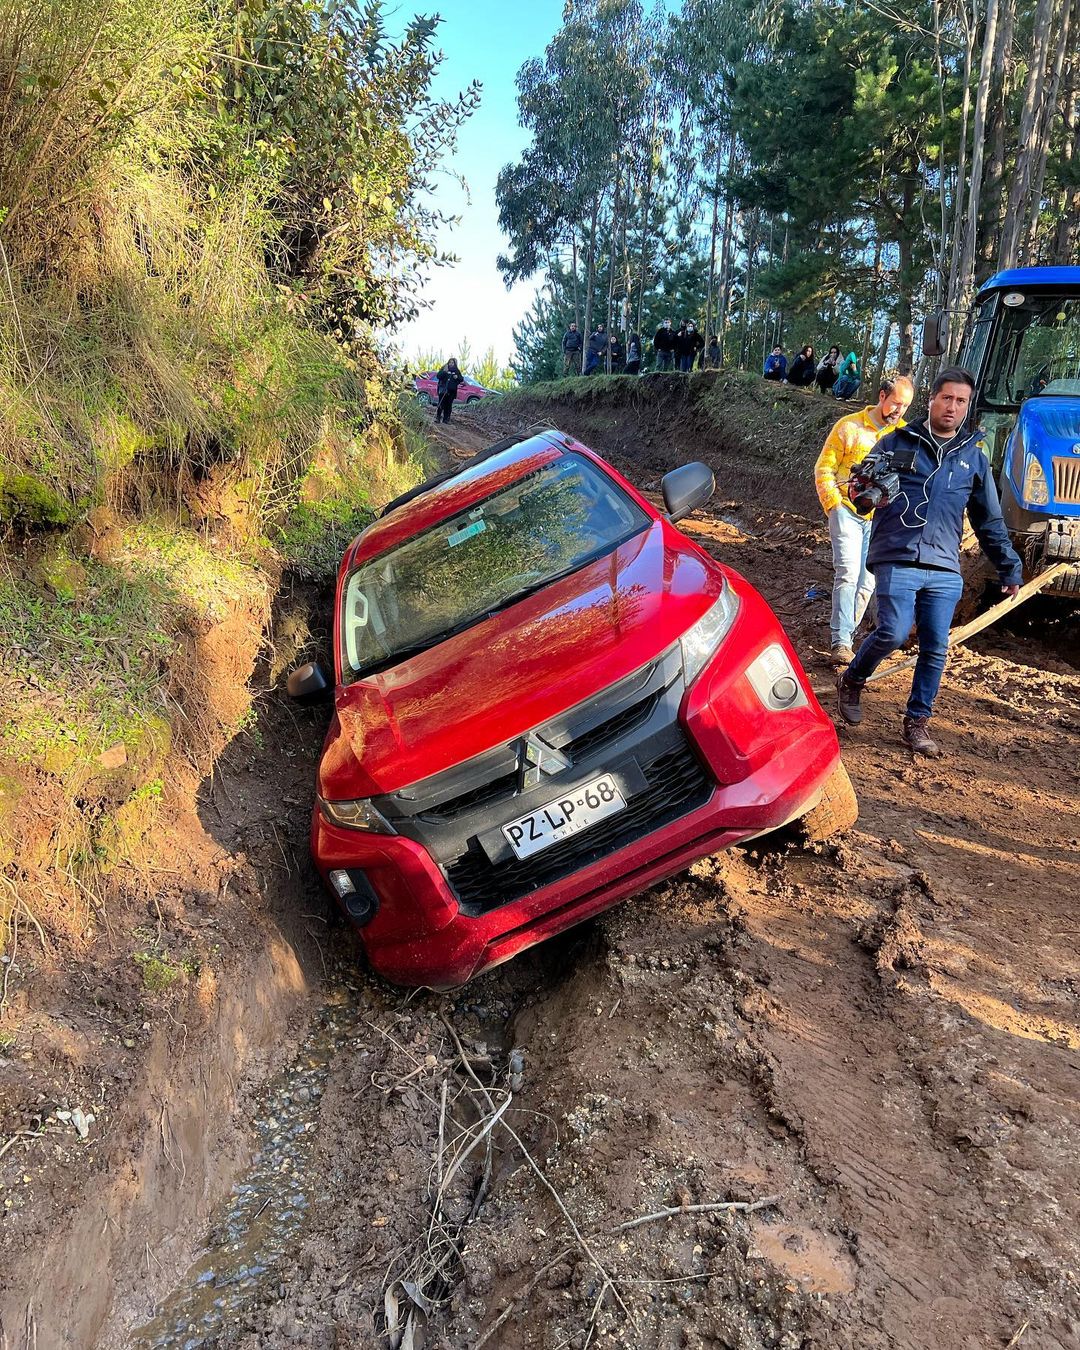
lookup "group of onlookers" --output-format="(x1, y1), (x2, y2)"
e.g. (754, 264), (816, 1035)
(562, 321), (863, 397)
(765, 344), (862, 398)
(562, 318), (724, 376)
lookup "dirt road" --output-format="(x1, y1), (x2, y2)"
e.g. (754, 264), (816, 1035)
(126, 399), (1080, 1350)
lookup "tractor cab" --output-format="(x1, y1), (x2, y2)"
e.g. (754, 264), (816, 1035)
(926, 267), (1080, 593)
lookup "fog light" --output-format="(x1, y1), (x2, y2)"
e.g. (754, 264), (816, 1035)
(746, 644), (808, 712)
(771, 674), (800, 706)
(328, 868), (355, 898)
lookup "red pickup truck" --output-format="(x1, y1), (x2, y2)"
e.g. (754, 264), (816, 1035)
(289, 428), (855, 987)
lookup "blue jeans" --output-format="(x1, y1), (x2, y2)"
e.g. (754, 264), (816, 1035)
(848, 563), (964, 719)
(833, 375), (861, 399)
(828, 506), (874, 647)
(678, 353), (694, 372)
(656, 351), (673, 370)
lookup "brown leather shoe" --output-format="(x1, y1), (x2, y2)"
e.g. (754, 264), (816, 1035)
(901, 715), (941, 756)
(836, 671), (864, 724)
(831, 643), (856, 665)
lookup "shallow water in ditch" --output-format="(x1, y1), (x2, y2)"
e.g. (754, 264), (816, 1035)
(131, 987), (365, 1349)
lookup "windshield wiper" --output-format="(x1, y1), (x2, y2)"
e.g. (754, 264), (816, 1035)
(351, 639), (442, 680)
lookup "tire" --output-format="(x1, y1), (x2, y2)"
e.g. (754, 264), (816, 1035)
(466, 395), (480, 404)
(416, 391), (433, 406)
(795, 761), (858, 842)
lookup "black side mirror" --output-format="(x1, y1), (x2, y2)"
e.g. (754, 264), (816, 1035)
(287, 661), (330, 701)
(922, 309), (949, 357)
(661, 462), (715, 523)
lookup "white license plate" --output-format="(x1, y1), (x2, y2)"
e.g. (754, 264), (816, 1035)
(502, 774), (626, 861)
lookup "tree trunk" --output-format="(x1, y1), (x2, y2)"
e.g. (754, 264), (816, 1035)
(636, 103), (659, 336)
(704, 144), (723, 342)
(606, 173), (620, 373)
(1052, 50), (1079, 260)
(717, 159), (737, 359)
(862, 237), (883, 377)
(739, 211), (759, 369)
(945, 0), (975, 326)
(872, 319), (893, 396)
(976, 0), (1015, 272)
(572, 233), (580, 330)
(896, 182), (916, 375)
(1024, 0), (1073, 261)
(582, 192), (600, 344)
(997, 0), (1055, 268)
(960, 0), (1001, 312)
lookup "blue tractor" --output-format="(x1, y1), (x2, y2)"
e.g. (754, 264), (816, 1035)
(925, 266), (1080, 595)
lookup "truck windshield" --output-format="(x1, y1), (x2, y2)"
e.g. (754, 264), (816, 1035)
(983, 294), (1080, 407)
(340, 453), (651, 681)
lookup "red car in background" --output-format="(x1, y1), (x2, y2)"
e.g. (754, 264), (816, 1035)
(289, 428), (856, 988)
(413, 370), (493, 406)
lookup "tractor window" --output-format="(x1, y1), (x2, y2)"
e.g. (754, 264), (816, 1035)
(959, 298), (995, 386)
(983, 295), (1080, 408)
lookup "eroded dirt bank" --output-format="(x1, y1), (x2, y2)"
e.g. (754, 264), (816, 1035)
(37, 391), (1080, 1349)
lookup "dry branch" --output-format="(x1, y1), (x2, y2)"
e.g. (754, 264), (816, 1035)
(613, 1194), (781, 1233)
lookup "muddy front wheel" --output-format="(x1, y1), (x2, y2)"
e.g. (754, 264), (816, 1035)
(796, 761), (858, 842)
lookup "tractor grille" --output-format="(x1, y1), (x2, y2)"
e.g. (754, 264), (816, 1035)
(446, 738), (712, 914)
(1052, 457), (1080, 506)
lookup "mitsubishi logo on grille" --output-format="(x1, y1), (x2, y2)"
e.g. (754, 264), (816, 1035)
(516, 732), (571, 791)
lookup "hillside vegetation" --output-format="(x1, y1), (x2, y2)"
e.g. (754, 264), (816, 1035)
(0, 0), (469, 973)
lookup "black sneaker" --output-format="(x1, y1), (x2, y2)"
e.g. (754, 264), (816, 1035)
(836, 671), (864, 725)
(901, 715), (940, 757)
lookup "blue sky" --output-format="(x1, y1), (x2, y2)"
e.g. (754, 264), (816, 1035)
(393, 2), (568, 371)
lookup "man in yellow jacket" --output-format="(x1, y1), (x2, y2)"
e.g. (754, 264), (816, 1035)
(814, 376), (914, 663)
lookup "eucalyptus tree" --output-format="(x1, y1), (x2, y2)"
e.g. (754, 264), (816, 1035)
(496, 0), (651, 358)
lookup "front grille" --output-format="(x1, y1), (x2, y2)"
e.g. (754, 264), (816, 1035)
(446, 740), (712, 914)
(421, 771), (518, 822)
(415, 669), (669, 826)
(1052, 457), (1080, 506)
(566, 688), (663, 760)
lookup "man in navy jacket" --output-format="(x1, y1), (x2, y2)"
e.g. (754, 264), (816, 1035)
(837, 366), (1022, 757)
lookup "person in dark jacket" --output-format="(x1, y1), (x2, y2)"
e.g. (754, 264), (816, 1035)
(816, 345), (842, 393)
(837, 367), (1022, 757)
(675, 320), (704, 372)
(653, 318), (676, 370)
(584, 323), (607, 375)
(561, 322), (583, 376)
(763, 346), (787, 381)
(609, 333), (626, 373)
(704, 335), (721, 369)
(788, 345), (816, 387)
(435, 358), (464, 423)
(624, 332), (642, 375)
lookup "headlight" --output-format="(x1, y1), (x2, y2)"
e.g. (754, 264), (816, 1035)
(1022, 455), (1050, 506)
(319, 797), (394, 833)
(679, 585), (740, 684)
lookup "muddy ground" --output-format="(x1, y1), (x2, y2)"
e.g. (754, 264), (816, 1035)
(11, 383), (1080, 1349)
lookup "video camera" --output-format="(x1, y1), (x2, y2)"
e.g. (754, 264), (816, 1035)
(848, 444), (918, 516)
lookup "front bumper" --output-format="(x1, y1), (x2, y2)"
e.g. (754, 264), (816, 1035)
(312, 580), (843, 987)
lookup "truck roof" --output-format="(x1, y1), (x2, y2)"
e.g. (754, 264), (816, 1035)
(978, 266), (1080, 295)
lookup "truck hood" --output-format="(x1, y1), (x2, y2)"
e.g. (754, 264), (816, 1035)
(1014, 394), (1080, 461)
(317, 520), (721, 799)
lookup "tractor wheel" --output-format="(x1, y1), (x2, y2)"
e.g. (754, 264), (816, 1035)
(796, 761), (858, 842)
